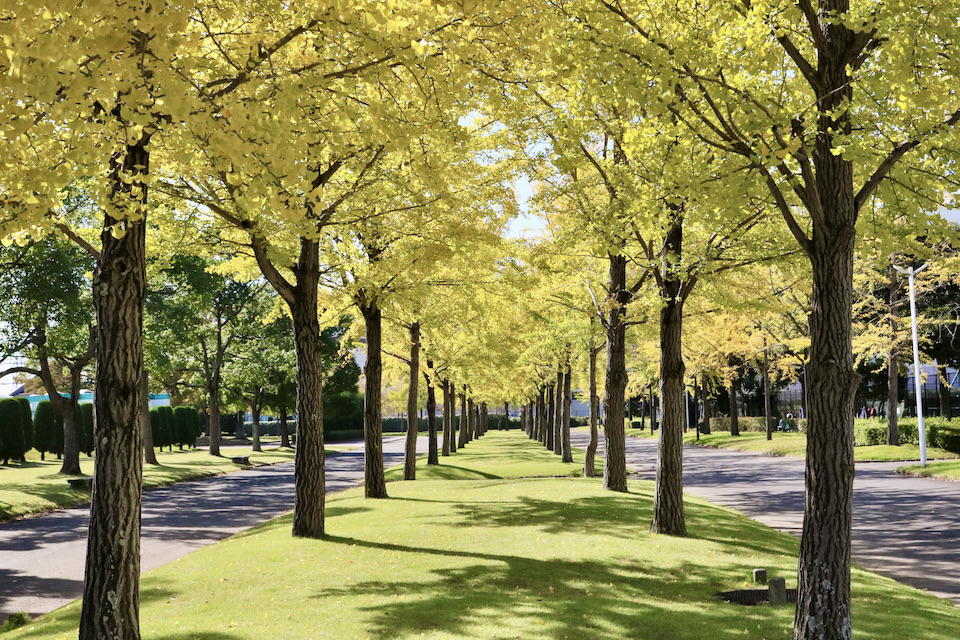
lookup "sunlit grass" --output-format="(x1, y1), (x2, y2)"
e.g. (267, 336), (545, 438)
(623, 428), (958, 462)
(0, 445), (301, 523)
(897, 460), (960, 481)
(385, 430), (600, 481)
(8, 431), (960, 639)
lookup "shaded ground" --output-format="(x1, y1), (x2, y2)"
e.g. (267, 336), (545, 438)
(572, 431), (960, 605)
(0, 437), (407, 617)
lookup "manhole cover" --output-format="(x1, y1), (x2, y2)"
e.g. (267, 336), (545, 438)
(716, 588), (798, 606)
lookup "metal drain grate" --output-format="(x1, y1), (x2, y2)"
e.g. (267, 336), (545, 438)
(716, 588), (798, 606)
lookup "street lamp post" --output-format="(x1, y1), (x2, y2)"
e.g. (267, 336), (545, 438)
(894, 263), (928, 467)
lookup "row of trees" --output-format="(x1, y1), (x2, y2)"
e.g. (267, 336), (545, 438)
(4, 2), (960, 640)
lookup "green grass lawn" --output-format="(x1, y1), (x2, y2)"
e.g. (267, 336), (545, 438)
(897, 460), (960, 481)
(0, 445), (300, 523)
(385, 430), (599, 481)
(622, 427), (959, 462)
(6, 430), (960, 640)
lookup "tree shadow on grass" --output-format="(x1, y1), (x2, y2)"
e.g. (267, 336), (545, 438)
(315, 534), (794, 640)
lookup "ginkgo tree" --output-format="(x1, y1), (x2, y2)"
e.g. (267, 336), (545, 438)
(586, 0), (960, 636)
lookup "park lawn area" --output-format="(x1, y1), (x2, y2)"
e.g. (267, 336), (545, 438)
(897, 460), (960, 481)
(8, 434), (960, 639)
(623, 427), (959, 462)
(0, 445), (300, 523)
(385, 430), (599, 481)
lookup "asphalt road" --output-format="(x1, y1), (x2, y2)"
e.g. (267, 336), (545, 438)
(571, 430), (960, 605)
(0, 437), (409, 617)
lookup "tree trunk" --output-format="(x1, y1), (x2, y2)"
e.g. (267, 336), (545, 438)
(80, 139), (148, 640)
(142, 371), (158, 465)
(764, 337), (773, 441)
(554, 368), (563, 455)
(729, 377), (740, 437)
(938, 363), (951, 420)
(457, 390), (468, 449)
(58, 403), (82, 475)
(441, 380), (451, 456)
(207, 381), (221, 457)
(287, 241), (327, 537)
(887, 262), (900, 443)
(794, 50), (860, 634)
(361, 297), (387, 499)
(504, 401), (510, 432)
(279, 409), (290, 448)
(652, 218), (686, 536)
(425, 362), (438, 465)
(701, 376), (712, 435)
(584, 345), (600, 477)
(561, 359), (573, 463)
(250, 396), (262, 452)
(546, 384), (555, 452)
(404, 322), (420, 480)
(603, 252), (628, 492)
(466, 397), (475, 443)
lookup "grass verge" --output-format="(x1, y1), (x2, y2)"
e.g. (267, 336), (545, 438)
(622, 427), (958, 462)
(6, 431), (960, 639)
(897, 460), (960, 481)
(0, 445), (302, 523)
(384, 430), (600, 481)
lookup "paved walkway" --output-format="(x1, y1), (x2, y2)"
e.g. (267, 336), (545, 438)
(0, 437), (409, 617)
(571, 431), (960, 605)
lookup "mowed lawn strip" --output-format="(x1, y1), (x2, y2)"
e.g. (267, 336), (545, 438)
(621, 427), (959, 462)
(7, 431), (960, 640)
(385, 429), (602, 481)
(0, 445), (304, 523)
(897, 460), (960, 481)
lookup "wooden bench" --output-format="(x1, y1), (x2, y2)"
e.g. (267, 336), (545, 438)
(67, 476), (93, 490)
(230, 455), (251, 465)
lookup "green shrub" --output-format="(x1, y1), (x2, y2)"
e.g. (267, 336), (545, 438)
(149, 409), (161, 450)
(79, 403), (94, 455)
(2, 612), (29, 632)
(158, 406), (175, 450)
(709, 416), (806, 433)
(326, 429), (364, 442)
(33, 400), (58, 460)
(848, 418), (960, 453)
(14, 397), (32, 452)
(174, 406), (195, 449)
(0, 398), (26, 463)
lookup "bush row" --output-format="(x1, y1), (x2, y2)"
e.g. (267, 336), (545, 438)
(854, 418), (960, 453)
(150, 406), (203, 451)
(708, 416), (807, 432)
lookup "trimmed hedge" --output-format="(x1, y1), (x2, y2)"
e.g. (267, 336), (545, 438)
(854, 418), (960, 453)
(0, 398), (26, 463)
(79, 403), (94, 456)
(709, 416), (807, 433)
(15, 397), (32, 452)
(33, 400), (59, 460)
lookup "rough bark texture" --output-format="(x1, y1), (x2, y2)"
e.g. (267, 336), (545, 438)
(652, 219), (687, 536)
(441, 380), (451, 456)
(404, 322), (421, 480)
(887, 264), (900, 444)
(764, 340), (773, 441)
(938, 364), (951, 420)
(280, 409), (290, 448)
(425, 362), (438, 465)
(546, 384), (555, 452)
(729, 378), (740, 437)
(457, 387), (469, 449)
(603, 252), (628, 492)
(536, 389), (545, 443)
(287, 239), (326, 537)
(467, 397), (475, 444)
(554, 369), (564, 455)
(250, 395), (262, 452)
(80, 141), (148, 640)
(141, 372), (157, 465)
(361, 298), (387, 499)
(584, 346), (600, 477)
(504, 402), (510, 432)
(207, 379), (221, 457)
(561, 361), (573, 462)
(794, 11), (860, 634)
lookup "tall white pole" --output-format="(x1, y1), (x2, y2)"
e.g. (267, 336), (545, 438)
(895, 263), (928, 467)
